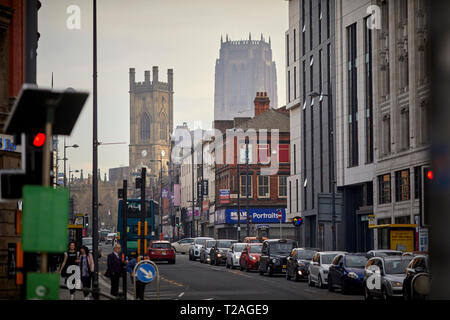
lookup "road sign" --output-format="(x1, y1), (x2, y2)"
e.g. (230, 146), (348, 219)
(292, 216), (303, 226)
(26, 272), (59, 300)
(277, 211), (282, 220)
(136, 262), (156, 283)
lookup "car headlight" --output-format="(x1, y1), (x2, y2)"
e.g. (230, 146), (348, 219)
(272, 258), (277, 264)
(217, 253), (222, 258)
(235, 254), (240, 259)
(348, 272), (358, 279)
(251, 256), (257, 261)
(390, 281), (403, 288)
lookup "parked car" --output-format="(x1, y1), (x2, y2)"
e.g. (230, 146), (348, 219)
(259, 239), (297, 276)
(105, 233), (116, 244)
(189, 237), (214, 261)
(286, 248), (318, 282)
(327, 253), (368, 294)
(308, 251), (346, 288)
(171, 238), (194, 254)
(200, 240), (217, 263)
(210, 239), (237, 265)
(243, 236), (268, 244)
(226, 243), (247, 269)
(239, 243), (263, 272)
(363, 255), (413, 300)
(403, 254), (430, 300)
(147, 240), (176, 264)
(366, 249), (402, 259)
(82, 237), (102, 258)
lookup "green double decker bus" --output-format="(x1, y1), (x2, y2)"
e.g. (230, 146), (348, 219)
(117, 199), (158, 258)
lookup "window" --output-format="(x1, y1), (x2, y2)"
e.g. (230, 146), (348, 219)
(414, 166), (421, 199)
(364, 16), (374, 163)
(318, 1), (322, 44)
(326, 0), (330, 39)
(347, 23), (358, 167)
(258, 175), (270, 198)
(302, 60), (306, 101)
(240, 175), (252, 198)
(279, 144), (290, 163)
(293, 144), (297, 174)
(294, 29), (297, 62)
(302, 0), (306, 56)
(382, 114), (391, 155)
(395, 216), (411, 224)
(279, 176), (287, 198)
(395, 169), (410, 202)
(288, 70), (291, 103)
(294, 67), (297, 100)
(257, 144), (269, 164)
(296, 179), (299, 212)
(378, 174), (391, 204)
(286, 34), (290, 66)
(319, 49), (324, 192)
(400, 107), (410, 150)
(309, 0), (313, 50)
(289, 181), (292, 212)
(140, 113), (151, 140)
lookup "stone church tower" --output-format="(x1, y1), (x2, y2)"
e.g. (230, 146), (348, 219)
(129, 66), (173, 188)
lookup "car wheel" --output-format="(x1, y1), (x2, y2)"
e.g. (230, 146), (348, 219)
(308, 274), (314, 287)
(318, 274), (324, 289)
(364, 285), (373, 301)
(327, 275), (334, 292)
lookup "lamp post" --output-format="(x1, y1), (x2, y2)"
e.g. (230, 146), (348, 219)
(309, 91), (335, 251)
(63, 137), (79, 187)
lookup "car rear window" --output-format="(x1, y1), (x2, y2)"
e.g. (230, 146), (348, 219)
(384, 259), (412, 274)
(196, 239), (207, 246)
(297, 250), (316, 260)
(322, 254), (337, 264)
(217, 241), (233, 248)
(152, 243), (171, 249)
(234, 244), (246, 252)
(269, 242), (293, 254)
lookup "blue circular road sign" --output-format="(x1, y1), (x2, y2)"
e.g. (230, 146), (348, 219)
(136, 263), (156, 283)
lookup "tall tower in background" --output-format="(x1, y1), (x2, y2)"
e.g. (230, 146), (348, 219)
(214, 34), (278, 120)
(129, 67), (174, 186)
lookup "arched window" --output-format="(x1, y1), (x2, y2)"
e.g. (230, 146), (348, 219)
(160, 121), (167, 141)
(140, 113), (151, 141)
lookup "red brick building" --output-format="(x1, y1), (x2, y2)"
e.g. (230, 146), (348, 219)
(213, 92), (294, 240)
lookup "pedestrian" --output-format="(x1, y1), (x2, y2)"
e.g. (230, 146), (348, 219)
(106, 243), (126, 297)
(59, 241), (79, 300)
(79, 245), (94, 300)
(126, 256), (148, 300)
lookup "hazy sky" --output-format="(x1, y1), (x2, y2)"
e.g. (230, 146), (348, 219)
(37, 0), (288, 178)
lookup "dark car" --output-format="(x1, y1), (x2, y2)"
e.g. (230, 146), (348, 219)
(328, 253), (368, 294)
(210, 239), (237, 265)
(259, 239), (297, 276)
(286, 248), (318, 282)
(403, 255), (430, 300)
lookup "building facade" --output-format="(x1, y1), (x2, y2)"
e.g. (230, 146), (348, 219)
(214, 93), (294, 240)
(286, 0), (338, 251)
(335, 0), (431, 252)
(214, 35), (278, 121)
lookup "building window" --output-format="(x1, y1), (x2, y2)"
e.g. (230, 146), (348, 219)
(294, 29), (297, 62)
(319, 48), (324, 192)
(279, 144), (290, 163)
(302, 0), (306, 56)
(258, 175), (270, 198)
(293, 144), (297, 175)
(326, 0), (330, 39)
(347, 23), (358, 167)
(296, 179), (299, 212)
(400, 107), (410, 150)
(364, 16), (374, 164)
(286, 34), (290, 66)
(279, 176), (287, 198)
(257, 144), (269, 164)
(395, 169), (410, 202)
(140, 113), (151, 140)
(309, 0), (313, 50)
(302, 60), (306, 101)
(318, 0), (322, 44)
(288, 70), (291, 103)
(414, 166), (421, 200)
(240, 175), (252, 198)
(382, 114), (391, 155)
(294, 67), (297, 100)
(378, 173), (391, 204)
(289, 180), (292, 212)
(395, 216), (411, 224)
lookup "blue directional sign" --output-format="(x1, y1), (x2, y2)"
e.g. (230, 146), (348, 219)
(136, 263), (156, 284)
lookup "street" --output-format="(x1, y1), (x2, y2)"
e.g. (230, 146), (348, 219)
(91, 244), (361, 300)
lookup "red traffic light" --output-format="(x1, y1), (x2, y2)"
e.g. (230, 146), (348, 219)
(426, 170), (433, 180)
(32, 133), (46, 147)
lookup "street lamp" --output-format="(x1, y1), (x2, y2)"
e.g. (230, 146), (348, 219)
(309, 90), (335, 251)
(63, 137), (79, 187)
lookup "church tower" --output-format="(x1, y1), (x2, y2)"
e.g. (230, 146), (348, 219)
(129, 67), (174, 189)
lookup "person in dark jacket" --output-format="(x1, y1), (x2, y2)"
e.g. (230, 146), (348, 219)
(106, 243), (126, 297)
(59, 241), (79, 300)
(126, 256), (149, 300)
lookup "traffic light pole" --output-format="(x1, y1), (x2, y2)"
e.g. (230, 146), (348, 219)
(122, 179), (127, 299)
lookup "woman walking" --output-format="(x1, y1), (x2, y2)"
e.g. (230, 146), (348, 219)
(59, 241), (79, 300)
(79, 246), (95, 300)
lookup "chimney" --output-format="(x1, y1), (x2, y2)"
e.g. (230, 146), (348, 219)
(144, 70), (150, 83)
(153, 66), (159, 83)
(254, 92), (270, 117)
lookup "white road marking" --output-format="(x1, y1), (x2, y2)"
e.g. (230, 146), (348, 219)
(178, 292), (185, 297)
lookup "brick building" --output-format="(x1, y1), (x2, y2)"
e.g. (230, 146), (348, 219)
(213, 92), (294, 240)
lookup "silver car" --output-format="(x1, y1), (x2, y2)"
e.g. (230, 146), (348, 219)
(200, 240), (216, 263)
(189, 237), (214, 261)
(171, 238), (194, 254)
(363, 255), (413, 300)
(308, 251), (346, 288)
(366, 250), (402, 259)
(226, 243), (247, 269)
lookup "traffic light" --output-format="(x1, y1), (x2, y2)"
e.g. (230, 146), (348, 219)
(292, 216), (303, 227)
(175, 216), (180, 227)
(84, 215), (89, 228)
(421, 166), (432, 227)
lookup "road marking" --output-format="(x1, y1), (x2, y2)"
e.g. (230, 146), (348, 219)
(178, 292), (185, 298)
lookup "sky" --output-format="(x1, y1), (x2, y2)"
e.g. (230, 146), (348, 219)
(37, 0), (288, 179)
